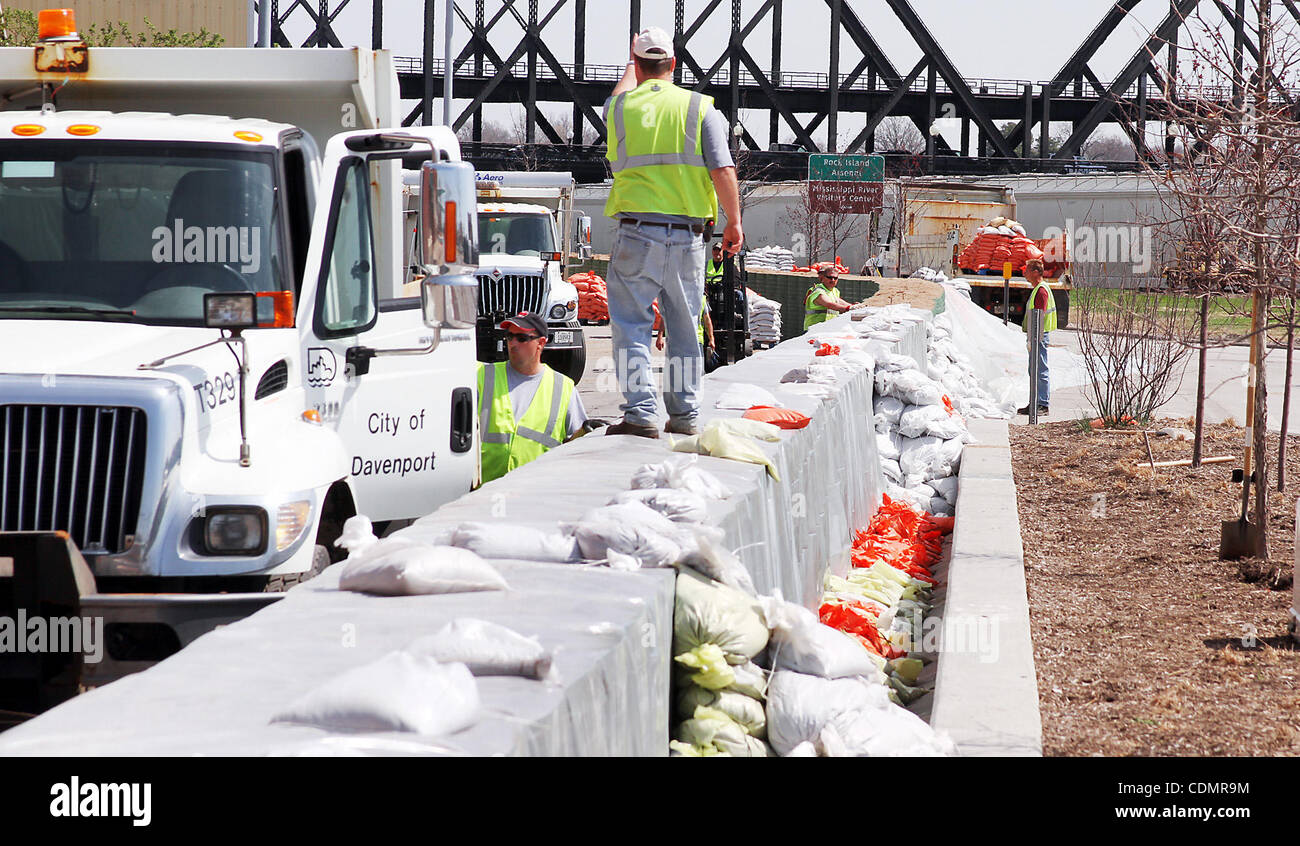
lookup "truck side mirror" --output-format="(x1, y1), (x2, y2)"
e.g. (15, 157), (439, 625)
(575, 213), (592, 259)
(419, 160), (480, 335)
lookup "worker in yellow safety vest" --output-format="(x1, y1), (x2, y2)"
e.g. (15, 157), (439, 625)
(803, 266), (862, 330)
(601, 25), (744, 439)
(1018, 258), (1057, 416)
(478, 312), (588, 484)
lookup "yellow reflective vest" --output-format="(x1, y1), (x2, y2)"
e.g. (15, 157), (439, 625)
(803, 282), (840, 330)
(1022, 280), (1058, 334)
(605, 80), (719, 221)
(478, 362), (575, 484)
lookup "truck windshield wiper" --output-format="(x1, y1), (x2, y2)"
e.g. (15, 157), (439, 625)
(0, 305), (140, 321)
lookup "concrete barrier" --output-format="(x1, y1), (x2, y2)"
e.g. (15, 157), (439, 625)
(929, 418), (1043, 756)
(0, 314), (923, 756)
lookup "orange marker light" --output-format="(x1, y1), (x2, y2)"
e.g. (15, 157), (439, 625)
(256, 290), (295, 328)
(444, 201), (457, 263)
(301, 409), (322, 425)
(233, 131), (263, 143)
(65, 124), (99, 136)
(37, 8), (77, 40)
(11, 124), (45, 136)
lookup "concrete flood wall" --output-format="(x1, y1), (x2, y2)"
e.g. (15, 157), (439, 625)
(0, 310), (1039, 756)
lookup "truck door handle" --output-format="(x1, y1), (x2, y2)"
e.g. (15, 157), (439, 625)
(450, 387), (473, 453)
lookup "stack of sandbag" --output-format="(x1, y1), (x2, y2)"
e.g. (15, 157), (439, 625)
(956, 216), (1044, 275)
(670, 568), (772, 756)
(910, 265), (948, 284)
(744, 244), (796, 272)
(925, 312), (1012, 419)
(746, 289), (782, 345)
(758, 595), (954, 756)
(569, 271), (608, 322)
(791, 257), (850, 275)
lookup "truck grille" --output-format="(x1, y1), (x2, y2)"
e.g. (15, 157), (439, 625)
(476, 273), (545, 317)
(0, 405), (147, 555)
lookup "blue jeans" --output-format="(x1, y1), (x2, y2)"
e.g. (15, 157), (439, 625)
(1031, 330), (1050, 407)
(606, 223), (706, 425)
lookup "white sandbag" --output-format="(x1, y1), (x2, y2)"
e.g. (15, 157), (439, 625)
(571, 501), (684, 568)
(406, 618), (554, 681)
(449, 522), (579, 563)
(873, 395), (906, 430)
(271, 651), (478, 735)
(611, 488), (710, 524)
(723, 660), (768, 699)
(335, 514), (379, 556)
(898, 404), (952, 439)
(929, 476), (959, 505)
(875, 429), (901, 461)
(630, 455), (732, 499)
(715, 383), (780, 409)
(765, 670), (954, 757)
(899, 435), (964, 481)
(705, 418), (782, 442)
(672, 425), (780, 480)
(338, 541), (507, 595)
(674, 567), (769, 662)
(679, 535), (757, 596)
(875, 367), (943, 407)
(880, 458), (903, 483)
(677, 685), (767, 737)
(760, 597), (883, 681)
(928, 496), (954, 517)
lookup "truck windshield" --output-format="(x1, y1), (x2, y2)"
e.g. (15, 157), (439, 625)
(0, 141), (284, 325)
(478, 212), (555, 257)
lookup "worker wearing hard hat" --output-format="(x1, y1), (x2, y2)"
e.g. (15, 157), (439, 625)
(602, 25), (743, 439)
(477, 312), (589, 483)
(1019, 258), (1057, 416)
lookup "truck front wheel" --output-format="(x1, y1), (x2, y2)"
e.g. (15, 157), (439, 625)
(544, 344), (587, 384)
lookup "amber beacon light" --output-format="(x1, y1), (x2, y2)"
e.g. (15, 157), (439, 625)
(37, 9), (78, 41)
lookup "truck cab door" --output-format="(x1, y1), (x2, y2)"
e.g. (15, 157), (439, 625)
(300, 132), (478, 522)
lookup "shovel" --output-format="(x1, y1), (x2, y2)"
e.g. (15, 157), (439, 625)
(1220, 516), (1262, 560)
(1221, 292), (1265, 560)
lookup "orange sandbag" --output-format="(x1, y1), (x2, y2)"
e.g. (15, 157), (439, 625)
(743, 405), (812, 430)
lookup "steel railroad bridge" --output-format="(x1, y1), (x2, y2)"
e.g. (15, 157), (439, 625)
(268, 0), (1294, 180)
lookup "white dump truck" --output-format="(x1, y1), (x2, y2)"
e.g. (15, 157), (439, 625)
(0, 25), (480, 694)
(473, 171), (591, 383)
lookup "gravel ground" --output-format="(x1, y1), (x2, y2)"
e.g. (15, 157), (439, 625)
(1010, 419), (1300, 756)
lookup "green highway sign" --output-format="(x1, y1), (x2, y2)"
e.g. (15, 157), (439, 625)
(808, 153), (885, 183)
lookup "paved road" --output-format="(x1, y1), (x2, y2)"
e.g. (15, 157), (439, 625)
(1024, 329), (1300, 433)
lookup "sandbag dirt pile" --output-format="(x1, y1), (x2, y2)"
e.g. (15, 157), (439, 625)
(569, 271), (608, 322)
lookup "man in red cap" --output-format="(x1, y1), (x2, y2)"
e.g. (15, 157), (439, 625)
(477, 312), (588, 483)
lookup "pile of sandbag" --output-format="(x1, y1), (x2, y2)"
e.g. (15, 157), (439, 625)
(746, 289), (782, 345)
(872, 351), (968, 516)
(791, 257), (850, 275)
(744, 244), (796, 272)
(569, 271), (608, 322)
(956, 216), (1044, 275)
(925, 311), (1013, 419)
(821, 496), (953, 706)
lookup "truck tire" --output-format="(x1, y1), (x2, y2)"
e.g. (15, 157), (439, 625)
(264, 544), (331, 593)
(544, 344), (586, 384)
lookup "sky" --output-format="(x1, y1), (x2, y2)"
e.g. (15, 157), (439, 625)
(276, 1), (1285, 148)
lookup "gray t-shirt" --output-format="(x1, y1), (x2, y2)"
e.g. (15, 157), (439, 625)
(505, 365), (587, 437)
(604, 87), (735, 226)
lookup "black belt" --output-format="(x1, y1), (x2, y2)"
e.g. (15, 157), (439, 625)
(620, 218), (705, 235)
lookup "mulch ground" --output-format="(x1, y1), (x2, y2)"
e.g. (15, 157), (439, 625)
(1009, 419), (1300, 756)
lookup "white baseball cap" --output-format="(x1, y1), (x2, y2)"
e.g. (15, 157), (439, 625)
(633, 26), (674, 59)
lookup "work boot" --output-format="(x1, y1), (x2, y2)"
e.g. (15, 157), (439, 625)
(1017, 405), (1050, 416)
(606, 418), (660, 439)
(664, 418), (699, 436)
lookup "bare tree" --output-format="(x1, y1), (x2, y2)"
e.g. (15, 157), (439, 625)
(780, 183), (870, 266)
(1081, 132), (1137, 162)
(1143, 2), (1300, 557)
(872, 117), (925, 154)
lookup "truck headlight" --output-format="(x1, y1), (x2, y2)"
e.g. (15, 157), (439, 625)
(199, 508), (267, 556)
(549, 303), (568, 321)
(276, 500), (312, 551)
